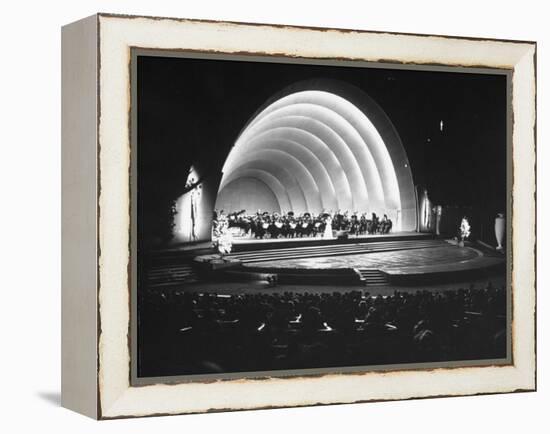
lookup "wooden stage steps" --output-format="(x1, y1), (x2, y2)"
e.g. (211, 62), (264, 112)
(356, 268), (390, 286)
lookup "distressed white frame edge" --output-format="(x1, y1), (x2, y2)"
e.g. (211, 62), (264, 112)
(61, 14), (99, 419)
(94, 14), (535, 419)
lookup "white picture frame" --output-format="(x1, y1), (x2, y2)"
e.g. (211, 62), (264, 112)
(61, 13), (536, 419)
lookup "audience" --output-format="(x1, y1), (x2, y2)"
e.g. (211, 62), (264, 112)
(138, 283), (506, 376)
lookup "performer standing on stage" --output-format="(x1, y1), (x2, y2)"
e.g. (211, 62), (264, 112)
(419, 187), (433, 232)
(189, 181), (200, 241)
(324, 214), (333, 238)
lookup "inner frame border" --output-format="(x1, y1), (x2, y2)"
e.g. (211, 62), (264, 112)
(128, 47), (514, 387)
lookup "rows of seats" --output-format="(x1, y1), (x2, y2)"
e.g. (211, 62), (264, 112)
(138, 284), (506, 377)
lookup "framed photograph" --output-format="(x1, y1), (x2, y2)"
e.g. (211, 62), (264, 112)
(61, 13), (536, 419)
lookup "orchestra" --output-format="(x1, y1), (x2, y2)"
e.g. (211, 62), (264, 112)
(214, 209), (393, 239)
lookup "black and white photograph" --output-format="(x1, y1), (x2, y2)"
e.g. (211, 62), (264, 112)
(134, 53), (510, 380)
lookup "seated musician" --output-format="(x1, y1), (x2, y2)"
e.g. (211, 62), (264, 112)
(314, 216), (323, 236)
(254, 218), (266, 239)
(371, 212), (380, 234)
(359, 214), (368, 235)
(350, 213), (359, 235)
(263, 218), (271, 238)
(288, 218), (297, 238)
(273, 217), (284, 238)
(299, 215), (311, 237)
(379, 214), (393, 234)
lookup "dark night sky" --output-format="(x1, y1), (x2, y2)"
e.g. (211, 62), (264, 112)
(137, 55), (507, 242)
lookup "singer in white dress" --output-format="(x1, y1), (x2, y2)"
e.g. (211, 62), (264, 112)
(324, 216), (333, 238)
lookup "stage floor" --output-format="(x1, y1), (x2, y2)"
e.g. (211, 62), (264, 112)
(242, 244), (505, 277)
(244, 245), (480, 269)
(240, 240), (505, 276)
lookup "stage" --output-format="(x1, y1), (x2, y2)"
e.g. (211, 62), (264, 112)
(239, 242), (504, 286)
(188, 233), (505, 287)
